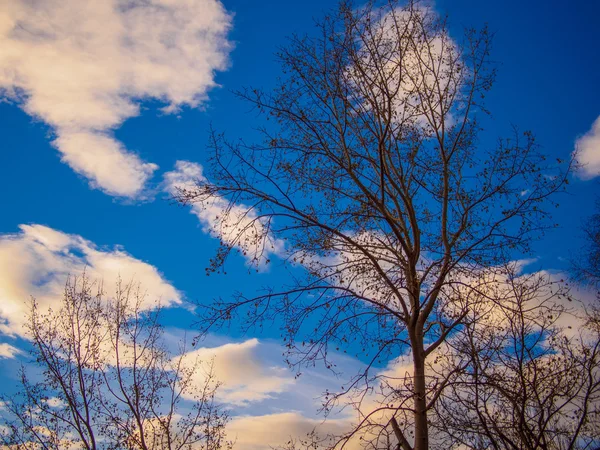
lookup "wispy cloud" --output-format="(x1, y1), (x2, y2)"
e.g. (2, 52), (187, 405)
(163, 161), (285, 267)
(0, 224), (181, 337)
(574, 116), (600, 179)
(0, 0), (232, 198)
(0, 342), (23, 359)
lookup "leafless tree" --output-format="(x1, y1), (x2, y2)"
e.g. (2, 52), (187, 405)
(430, 267), (600, 449)
(572, 200), (600, 290)
(0, 275), (230, 450)
(175, 1), (569, 448)
(428, 201), (600, 450)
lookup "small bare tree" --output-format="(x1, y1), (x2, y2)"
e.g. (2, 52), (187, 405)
(176, 1), (569, 448)
(429, 202), (600, 450)
(431, 268), (600, 449)
(572, 200), (600, 290)
(0, 275), (230, 450)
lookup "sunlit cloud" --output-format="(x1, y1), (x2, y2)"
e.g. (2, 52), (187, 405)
(574, 115), (600, 179)
(228, 412), (351, 450)
(163, 161), (285, 266)
(0, 0), (232, 197)
(0, 224), (181, 337)
(0, 342), (23, 359)
(350, 4), (459, 131)
(179, 338), (295, 406)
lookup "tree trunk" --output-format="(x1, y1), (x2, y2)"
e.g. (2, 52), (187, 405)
(413, 346), (428, 450)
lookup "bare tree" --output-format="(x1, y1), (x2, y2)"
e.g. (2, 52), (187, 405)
(430, 199), (600, 450)
(175, 1), (569, 448)
(431, 267), (600, 449)
(0, 275), (230, 450)
(572, 200), (600, 290)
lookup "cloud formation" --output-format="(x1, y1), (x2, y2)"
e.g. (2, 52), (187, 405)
(0, 342), (23, 359)
(0, 224), (181, 337)
(352, 4), (459, 131)
(163, 161), (285, 266)
(0, 0), (232, 197)
(180, 338), (294, 406)
(228, 412), (350, 450)
(575, 116), (600, 179)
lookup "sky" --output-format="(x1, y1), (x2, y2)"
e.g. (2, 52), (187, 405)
(0, 0), (599, 448)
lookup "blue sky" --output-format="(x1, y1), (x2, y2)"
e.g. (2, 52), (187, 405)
(1, 0), (599, 448)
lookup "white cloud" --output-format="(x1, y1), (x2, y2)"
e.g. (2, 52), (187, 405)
(350, 4), (459, 131)
(228, 409), (408, 450)
(43, 397), (66, 409)
(574, 116), (600, 179)
(0, 224), (181, 337)
(228, 412), (350, 450)
(179, 338), (294, 406)
(163, 161), (285, 266)
(0, 342), (23, 359)
(0, 0), (232, 197)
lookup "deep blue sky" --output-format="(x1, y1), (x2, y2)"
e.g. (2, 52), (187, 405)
(1, 0), (598, 302)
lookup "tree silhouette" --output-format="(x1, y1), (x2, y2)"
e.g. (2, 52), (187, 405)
(176, 1), (570, 448)
(1, 275), (230, 450)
